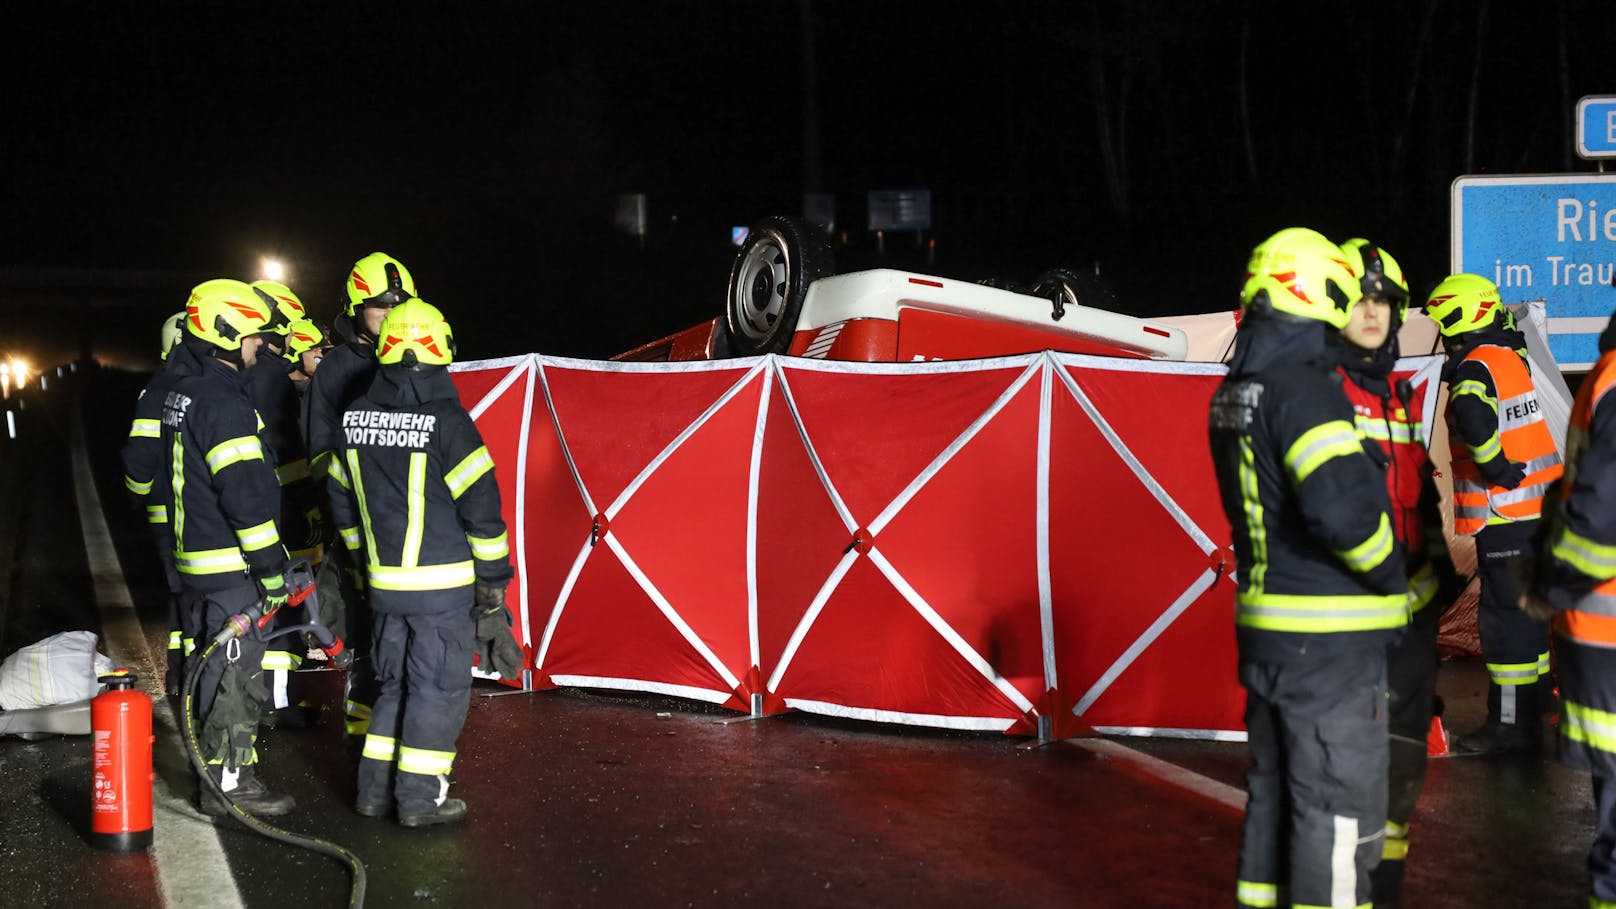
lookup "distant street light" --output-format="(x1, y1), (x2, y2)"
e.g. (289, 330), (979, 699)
(261, 258), (287, 282)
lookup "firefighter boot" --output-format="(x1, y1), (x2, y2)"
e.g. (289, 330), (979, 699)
(1370, 821), (1409, 907)
(398, 798), (467, 829)
(1454, 681), (1544, 755)
(1452, 719), (1541, 755)
(201, 765), (296, 818)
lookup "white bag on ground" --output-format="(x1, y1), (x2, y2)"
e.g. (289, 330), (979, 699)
(0, 631), (114, 710)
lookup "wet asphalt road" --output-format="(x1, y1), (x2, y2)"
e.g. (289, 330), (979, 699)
(0, 367), (1600, 908)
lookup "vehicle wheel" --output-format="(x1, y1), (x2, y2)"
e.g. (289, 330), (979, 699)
(1029, 266), (1121, 320)
(725, 215), (835, 356)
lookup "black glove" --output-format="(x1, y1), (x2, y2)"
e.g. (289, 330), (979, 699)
(255, 571), (291, 619)
(1478, 456), (1527, 490)
(472, 583), (522, 678)
(475, 582), (506, 611)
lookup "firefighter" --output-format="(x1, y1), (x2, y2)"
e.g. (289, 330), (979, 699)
(285, 318), (329, 393)
(325, 298), (520, 827)
(1211, 227), (1408, 909)
(1522, 306), (1616, 908)
(120, 310), (191, 696)
(1336, 239), (1461, 904)
(162, 278), (296, 816)
(305, 252), (418, 742)
(1425, 273), (1564, 754)
(246, 281), (324, 728)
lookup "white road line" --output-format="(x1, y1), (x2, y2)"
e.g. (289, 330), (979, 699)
(1070, 738), (1247, 813)
(69, 406), (246, 909)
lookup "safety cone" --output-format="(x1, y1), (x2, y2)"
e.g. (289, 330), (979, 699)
(1426, 714), (1449, 757)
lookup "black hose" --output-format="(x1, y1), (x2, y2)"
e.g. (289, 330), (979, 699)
(183, 630), (368, 908)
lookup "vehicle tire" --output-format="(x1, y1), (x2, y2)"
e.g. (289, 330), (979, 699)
(725, 215), (835, 356)
(1029, 266), (1121, 319)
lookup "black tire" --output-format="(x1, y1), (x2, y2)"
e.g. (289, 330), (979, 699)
(1029, 266), (1121, 318)
(724, 215), (835, 356)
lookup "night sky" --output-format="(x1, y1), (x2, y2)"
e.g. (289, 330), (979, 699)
(4, 1), (1616, 369)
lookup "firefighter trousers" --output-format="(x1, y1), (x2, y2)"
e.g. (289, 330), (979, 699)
(1555, 636), (1616, 906)
(1373, 602), (1441, 902)
(356, 601), (477, 815)
(156, 541), (186, 692)
(319, 549), (379, 735)
(181, 583), (269, 767)
(1236, 650), (1388, 909)
(1476, 520), (1550, 727)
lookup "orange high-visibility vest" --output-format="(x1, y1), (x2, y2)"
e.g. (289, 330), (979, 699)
(1449, 345), (1563, 535)
(1554, 348), (1616, 645)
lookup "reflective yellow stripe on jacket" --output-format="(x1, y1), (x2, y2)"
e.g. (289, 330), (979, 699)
(468, 531), (509, 562)
(1235, 592), (1409, 633)
(205, 435), (265, 475)
(175, 546), (249, 575)
(1283, 420), (1363, 485)
(368, 562), (476, 591)
(445, 446), (494, 499)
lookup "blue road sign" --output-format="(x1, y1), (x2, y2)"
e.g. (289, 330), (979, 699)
(1452, 174), (1616, 370)
(1577, 96), (1616, 159)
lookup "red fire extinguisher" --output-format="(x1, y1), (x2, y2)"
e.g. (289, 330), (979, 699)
(91, 669), (153, 851)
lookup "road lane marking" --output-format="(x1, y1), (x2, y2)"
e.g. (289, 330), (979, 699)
(70, 405), (247, 909)
(1071, 738), (1248, 813)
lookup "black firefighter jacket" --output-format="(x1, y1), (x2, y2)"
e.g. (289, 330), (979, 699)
(326, 366), (512, 615)
(246, 357), (322, 561)
(304, 340), (378, 479)
(1208, 313), (1409, 664)
(159, 340), (291, 593)
(122, 353), (186, 539)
